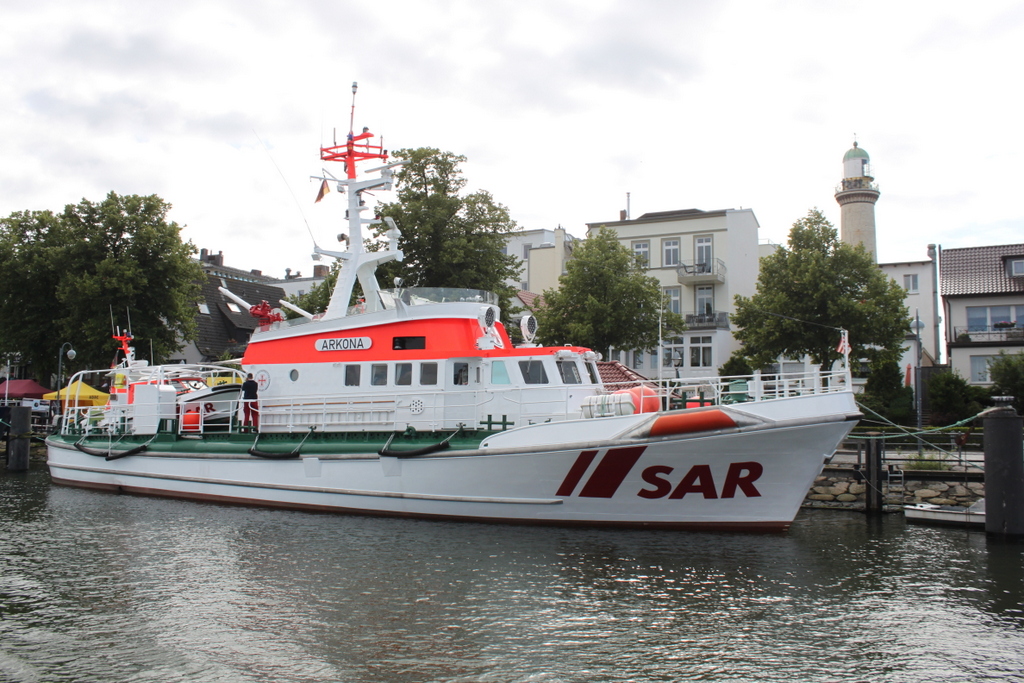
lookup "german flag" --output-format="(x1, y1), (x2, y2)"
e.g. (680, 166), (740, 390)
(315, 179), (330, 203)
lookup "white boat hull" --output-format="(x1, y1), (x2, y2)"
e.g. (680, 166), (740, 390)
(47, 411), (855, 531)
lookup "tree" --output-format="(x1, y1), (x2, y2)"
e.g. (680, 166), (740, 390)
(928, 370), (988, 426)
(534, 226), (684, 356)
(988, 351), (1024, 415)
(731, 208), (908, 369)
(0, 193), (203, 383)
(371, 148), (522, 317)
(858, 359), (914, 425)
(286, 261), (339, 318)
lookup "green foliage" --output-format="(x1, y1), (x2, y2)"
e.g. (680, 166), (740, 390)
(859, 359), (914, 424)
(0, 193), (202, 383)
(988, 351), (1024, 415)
(928, 370), (987, 426)
(732, 209), (909, 368)
(534, 227), (684, 356)
(719, 352), (753, 377)
(286, 260), (340, 318)
(371, 148), (522, 321)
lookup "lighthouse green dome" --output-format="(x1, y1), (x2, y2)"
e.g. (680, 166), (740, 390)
(843, 142), (870, 162)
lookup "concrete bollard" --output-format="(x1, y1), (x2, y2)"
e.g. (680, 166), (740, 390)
(983, 398), (1024, 537)
(6, 406), (32, 472)
(864, 434), (884, 514)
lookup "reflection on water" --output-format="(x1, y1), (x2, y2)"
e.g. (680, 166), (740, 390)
(1, 467), (1022, 682)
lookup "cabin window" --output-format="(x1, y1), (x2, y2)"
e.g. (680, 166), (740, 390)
(345, 365), (361, 386)
(371, 364), (388, 386)
(396, 363), (413, 385)
(519, 360), (549, 384)
(289, 369), (299, 382)
(453, 362), (469, 386)
(393, 336), (426, 350)
(586, 362), (600, 384)
(491, 361), (511, 385)
(557, 360), (581, 384)
(420, 362), (438, 385)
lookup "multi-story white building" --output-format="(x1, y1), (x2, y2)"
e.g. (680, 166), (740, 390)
(585, 208), (769, 379)
(879, 245), (942, 369)
(503, 227), (575, 294)
(941, 243), (1024, 385)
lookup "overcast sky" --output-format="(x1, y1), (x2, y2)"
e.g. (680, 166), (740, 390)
(3, 0), (1022, 279)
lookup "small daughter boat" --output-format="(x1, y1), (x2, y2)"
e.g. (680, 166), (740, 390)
(46, 97), (861, 531)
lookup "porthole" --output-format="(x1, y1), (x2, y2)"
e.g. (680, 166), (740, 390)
(289, 369), (299, 382)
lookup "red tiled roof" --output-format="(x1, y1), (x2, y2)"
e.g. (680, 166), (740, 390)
(596, 361), (651, 388)
(517, 290), (544, 310)
(940, 243), (1024, 297)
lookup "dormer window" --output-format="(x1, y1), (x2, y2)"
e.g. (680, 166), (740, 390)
(1010, 258), (1024, 277)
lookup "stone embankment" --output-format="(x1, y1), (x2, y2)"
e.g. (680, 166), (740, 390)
(803, 464), (984, 511)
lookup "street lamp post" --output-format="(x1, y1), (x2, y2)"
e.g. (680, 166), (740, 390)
(56, 342), (76, 415)
(910, 310), (925, 457)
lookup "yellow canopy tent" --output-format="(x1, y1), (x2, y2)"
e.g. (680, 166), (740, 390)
(43, 381), (109, 406)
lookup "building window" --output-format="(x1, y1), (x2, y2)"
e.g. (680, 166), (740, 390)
(690, 336), (713, 367)
(695, 236), (713, 269)
(632, 351), (644, 370)
(695, 286), (714, 315)
(662, 239), (679, 267)
(903, 274), (919, 292)
(226, 302), (241, 313)
(522, 243), (532, 260)
(971, 356), (996, 383)
(198, 303), (210, 314)
(1009, 258), (1024, 277)
(632, 241), (649, 266)
(967, 305), (1022, 330)
(664, 287), (681, 315)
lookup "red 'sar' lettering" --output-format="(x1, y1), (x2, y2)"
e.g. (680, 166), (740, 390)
(638, 465), (673, 499)
(720, 461), (763, 498)
(636, 461), (765, 500)
(669, 464), (718, 500)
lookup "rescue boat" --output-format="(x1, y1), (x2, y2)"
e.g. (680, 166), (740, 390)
(45, 89), (861, 531)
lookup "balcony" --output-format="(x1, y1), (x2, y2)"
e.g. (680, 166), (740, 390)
(952, 325), (1024, 345)
(684, 310), (730, 330)
(676, 258), (726, 284)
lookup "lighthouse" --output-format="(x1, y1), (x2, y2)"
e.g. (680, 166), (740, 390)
(835, 141), (880, 261)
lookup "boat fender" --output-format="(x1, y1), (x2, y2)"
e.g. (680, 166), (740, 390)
(73, 440), (149, 460)
(248, 426), (315, 459)
(648, 409), (737, 437)
(378, 427), (463, 458)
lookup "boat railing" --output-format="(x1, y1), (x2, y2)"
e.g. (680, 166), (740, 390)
(601, 368), (850, 406)
(60, 366), (851, 438)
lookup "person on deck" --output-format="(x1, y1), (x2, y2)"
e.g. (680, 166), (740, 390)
(241, 373), (259, 431)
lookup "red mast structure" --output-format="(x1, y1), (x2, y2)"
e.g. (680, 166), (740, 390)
(318, 82), (388, 179)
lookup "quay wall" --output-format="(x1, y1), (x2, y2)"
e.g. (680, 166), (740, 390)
(803, 465), (985, 511)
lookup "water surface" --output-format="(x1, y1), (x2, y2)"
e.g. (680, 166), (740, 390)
(1, 467), (1022, 682)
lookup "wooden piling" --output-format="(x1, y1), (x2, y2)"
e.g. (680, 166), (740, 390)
(864, 434), (884, 513)
(983, 401), (1024, 537)
(6, 406), (31, 472)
